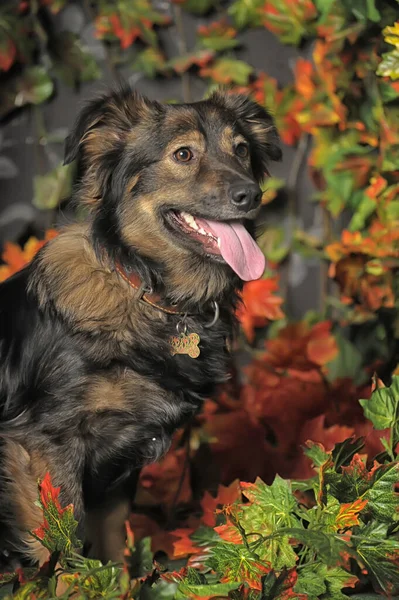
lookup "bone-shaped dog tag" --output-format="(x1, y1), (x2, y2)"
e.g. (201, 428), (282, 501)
(170, 332), (200, 359)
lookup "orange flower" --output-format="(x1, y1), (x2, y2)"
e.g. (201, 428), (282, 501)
(0, 230), (57, 282)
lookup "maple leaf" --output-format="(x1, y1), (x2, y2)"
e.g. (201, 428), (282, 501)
(31, 472), (80, 556)
(207, 541), (270, 590)
(0, 230), (57, 282)
(240, 477), (299, 569)
(236, 278), (285, 342)
(201, 480), (241, 527)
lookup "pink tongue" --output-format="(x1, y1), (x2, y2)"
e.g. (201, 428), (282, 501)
(198, 219), (266, 281)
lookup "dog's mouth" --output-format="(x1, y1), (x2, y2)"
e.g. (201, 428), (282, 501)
(164, 210), (265, 281)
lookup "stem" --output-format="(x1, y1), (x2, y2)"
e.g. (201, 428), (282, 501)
(320, 205), (333, 317)
(280, 133), (310, 302)
(172, 4), (192, 103)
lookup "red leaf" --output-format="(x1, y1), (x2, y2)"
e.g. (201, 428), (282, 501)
(237, 278), (284, 342)
(201, 480), (241, 527)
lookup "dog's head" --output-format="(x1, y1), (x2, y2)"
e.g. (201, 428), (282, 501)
(65, 87), (281, 302)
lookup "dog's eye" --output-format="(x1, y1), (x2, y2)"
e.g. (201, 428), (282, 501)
(174, 147), (193, 162)
(235, 143), (249, 158)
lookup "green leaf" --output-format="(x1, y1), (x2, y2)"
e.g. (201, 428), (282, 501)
(240, 477), (299, 568)
(181, 0), (215, 15)
(363, 462), (399, 522)
(343, 0), (380, 22)
(325, 333), (365, 385)
(348, 195), (377, 231)
(355, 529), (399, 593)
(294, 564), (327, 598)
(284, 528), (349, 565)
(294, 563), (355, 599)
(377, 49), (399, 80)
(332, 437), (366, 471)
(15, 66), (54, 106)
(207, 542), (267, 588)
(304, 441), (330, 468)
(228, 0), (264, 28)
(132, 47), (166, 78)
(33, 163), (74, 210)
(175, 581), (240, 599)
(202, 57), (253, 85)
(359, 376), (399, 431)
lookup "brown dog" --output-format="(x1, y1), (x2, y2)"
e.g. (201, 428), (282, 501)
(0, 87), (281, 565)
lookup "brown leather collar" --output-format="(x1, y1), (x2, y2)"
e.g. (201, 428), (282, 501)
(115, 261), (190, 316)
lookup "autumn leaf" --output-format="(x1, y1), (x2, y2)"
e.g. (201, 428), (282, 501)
(31, 472), (80, 556)
(0, 230), (57, 282)
(237, 278), (285, 342)
(200, 58), (253, 85)
(335, 498), (368, 529)
(201, 480), (241, 527)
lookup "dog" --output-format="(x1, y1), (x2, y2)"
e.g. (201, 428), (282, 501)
(0, 86), (281, 565)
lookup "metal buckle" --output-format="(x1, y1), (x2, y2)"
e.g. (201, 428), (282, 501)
(204, 301), (219, 329)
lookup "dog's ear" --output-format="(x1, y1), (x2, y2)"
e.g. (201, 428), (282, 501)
(63, 88), (162, 166)
(209, 91), (282, 180)
(64, 97), (106, 165)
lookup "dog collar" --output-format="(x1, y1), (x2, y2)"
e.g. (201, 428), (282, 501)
(115, 261), (189, 315)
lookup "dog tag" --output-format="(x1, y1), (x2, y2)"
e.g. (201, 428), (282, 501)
(170, 332), (200, 359)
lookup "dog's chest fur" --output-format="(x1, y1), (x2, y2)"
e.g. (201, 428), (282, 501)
(0, 228), (236, 503)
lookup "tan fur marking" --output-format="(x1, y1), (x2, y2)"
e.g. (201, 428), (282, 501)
(219, 126), (234, 154)
(3, 441), (50, 564)
(85, 376), (127, 411)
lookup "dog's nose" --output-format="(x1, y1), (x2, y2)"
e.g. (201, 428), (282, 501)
(229, 182), (262, 212)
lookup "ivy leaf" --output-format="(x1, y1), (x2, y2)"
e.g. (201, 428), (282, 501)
(33, 164), (74, 210)
(359, 375), (399, 430)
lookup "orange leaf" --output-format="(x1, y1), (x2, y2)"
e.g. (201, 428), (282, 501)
(336, 498), (368, 530)
(201, 480), (241, 527)
(237, 278), (284, 342)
